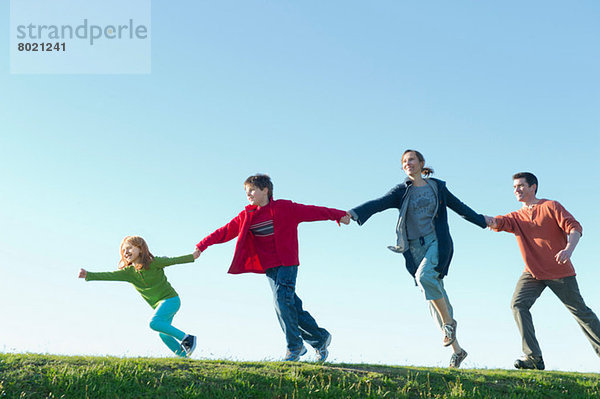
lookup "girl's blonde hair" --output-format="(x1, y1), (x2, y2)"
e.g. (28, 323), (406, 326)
(119, 236), (154, 271)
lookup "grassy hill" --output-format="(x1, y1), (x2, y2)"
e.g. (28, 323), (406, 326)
(0, 353), (598, 398)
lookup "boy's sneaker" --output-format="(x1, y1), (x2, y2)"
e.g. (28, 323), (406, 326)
(514, 355), (545, 370)
(315, 333), (332, 362)
(181, 334), (197, 357)
(442, 320), (457, 347)
(284, 346), (307, 362)
(449, 349), (468, 368)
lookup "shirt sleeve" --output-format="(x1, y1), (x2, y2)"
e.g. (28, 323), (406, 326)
(289, 202), (347, 224)
(444, 186), (487, 228)
(550, 201), (583, 236)
(493, 213), (517, 234)
(349, 185), (403, 226)
(152, 254), (195, 269)
(85, 269), (132, 282)
(196, 213), (243, 252)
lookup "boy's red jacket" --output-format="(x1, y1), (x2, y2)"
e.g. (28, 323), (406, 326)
(196, 199), (346, 274)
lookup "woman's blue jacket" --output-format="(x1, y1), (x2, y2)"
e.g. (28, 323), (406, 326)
(349, 178), (487, 278)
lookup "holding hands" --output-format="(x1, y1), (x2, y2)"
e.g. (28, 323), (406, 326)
(340, 213), (351, 225)
(193, 248), (202, 259)
(483, 215), (497, 229)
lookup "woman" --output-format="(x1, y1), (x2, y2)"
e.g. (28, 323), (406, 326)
(348, 150), (489, 368)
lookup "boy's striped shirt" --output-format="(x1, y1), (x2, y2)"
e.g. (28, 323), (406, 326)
(250, 220), (274, 237)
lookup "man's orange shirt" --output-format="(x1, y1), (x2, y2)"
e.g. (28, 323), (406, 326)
(494, 199), (583, 280)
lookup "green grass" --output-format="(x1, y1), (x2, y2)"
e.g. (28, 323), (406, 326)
(0, 353), (598, 398)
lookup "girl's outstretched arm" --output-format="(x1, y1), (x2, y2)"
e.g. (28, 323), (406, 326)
(84, 268), (132, 282)
(153, 254), (195, 269)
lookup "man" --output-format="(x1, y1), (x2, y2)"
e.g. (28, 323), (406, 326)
(487, 172), (600, 370)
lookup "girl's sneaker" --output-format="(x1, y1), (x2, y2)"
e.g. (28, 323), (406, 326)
(181, 334), (197, 357)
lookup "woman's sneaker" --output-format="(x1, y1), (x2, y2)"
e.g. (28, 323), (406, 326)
(181, 334), (197, 357)
(315, 333), (332, 362)
(442, 320), (457, 347)
(284, 346), (307, 362)
(514, 355), (545, 370)
(449, 349), (468, 368)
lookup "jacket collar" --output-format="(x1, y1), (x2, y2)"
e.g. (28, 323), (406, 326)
(245, 199), (275, 212)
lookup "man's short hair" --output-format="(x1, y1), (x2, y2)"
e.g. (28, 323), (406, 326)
(244, 174), (273, 199)
(513, 172), (538, 194)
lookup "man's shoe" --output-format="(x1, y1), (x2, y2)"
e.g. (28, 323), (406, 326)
(181, 334), (197, 357)
(449, 349), (468, 368)
(514, 355), (545, 370)
(315, 333), (332, 362)
(442, 320), (457, 347)
(284, 346), (307, 362)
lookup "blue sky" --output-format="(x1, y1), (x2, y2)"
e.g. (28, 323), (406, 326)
(1, 1), (599, 371)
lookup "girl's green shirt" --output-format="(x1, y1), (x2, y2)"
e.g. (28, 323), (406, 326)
(85, 254), (194, 309)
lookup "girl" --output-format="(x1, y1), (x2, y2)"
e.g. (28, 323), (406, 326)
(348, 150), (490, 368)
(79, 236), (200, 358)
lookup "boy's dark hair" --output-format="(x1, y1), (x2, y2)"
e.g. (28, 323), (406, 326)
(244, 174), (273, 199)
(513, 172), (538, 194)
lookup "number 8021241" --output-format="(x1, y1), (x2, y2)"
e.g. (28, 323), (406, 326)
(18, 42), (66, 51)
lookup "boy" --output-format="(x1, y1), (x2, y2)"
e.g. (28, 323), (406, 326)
(195, 174), (350, 361)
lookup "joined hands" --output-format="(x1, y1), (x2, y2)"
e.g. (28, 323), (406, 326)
(340, 213), (351, 225)
(483, 215), (497, 229)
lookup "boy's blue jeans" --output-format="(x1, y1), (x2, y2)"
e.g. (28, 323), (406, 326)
(266, 265), (329, 352)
